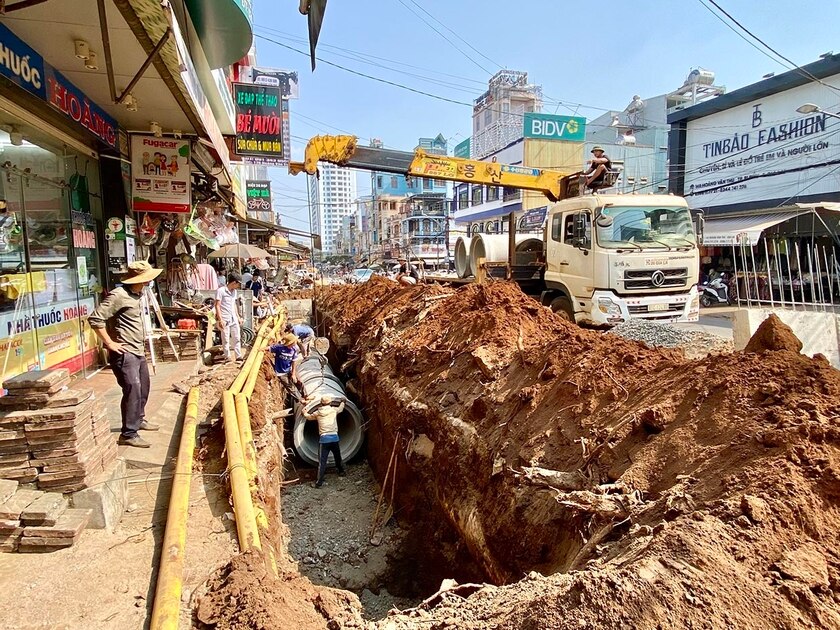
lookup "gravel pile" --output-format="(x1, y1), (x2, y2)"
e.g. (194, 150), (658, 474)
(607, 319), (734, 358)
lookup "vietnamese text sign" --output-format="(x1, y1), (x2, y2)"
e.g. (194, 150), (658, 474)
(246, 180), (272, 213)
(243, 66), (299, 99)
(683, 74), (840, 208)
(234, 83), (284, 159)
(131, 135), (191, 213)
(523, 113), (586, 142)
(0, 22), (118, 149)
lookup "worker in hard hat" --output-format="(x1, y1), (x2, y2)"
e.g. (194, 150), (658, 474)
(584, 146), (612, 190)
(302, 395), (347, 488)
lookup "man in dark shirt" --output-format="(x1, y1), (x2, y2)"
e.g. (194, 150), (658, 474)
(584, 146), (612, 190)
(395, 257), (420, 286)
(88, 261), (162, 448)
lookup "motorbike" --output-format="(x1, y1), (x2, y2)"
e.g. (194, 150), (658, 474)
(699, 273), (731, 307)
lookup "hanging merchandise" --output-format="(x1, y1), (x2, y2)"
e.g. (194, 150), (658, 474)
(69, 160), (91, 215)
(182, 204), (220, 250)
(0, 202), (22, 253)
(139, 213), (162, 246)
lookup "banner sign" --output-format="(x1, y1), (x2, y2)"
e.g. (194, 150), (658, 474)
(246, 180), (272, 212)
(233, 83), (284, 160)
(519, 206), (547, 229)
(523, 113), (586, 142)
(243, 66), (299, 99)
(0, 22), (118, 149)
(131, 135), (191, 213)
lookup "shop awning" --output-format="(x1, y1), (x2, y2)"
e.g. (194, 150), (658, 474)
(183, 0), (254, 70)
(230, 214), (322, 250)
(703, 210), (811, 246)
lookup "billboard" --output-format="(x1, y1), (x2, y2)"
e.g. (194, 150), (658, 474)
(246, 180), (272, 214)
(683, 74), (840, 209)
(131, 135), (191, 213)
(242, 66), (299, 99)
(454, 137), (471, 159)
(233, 83), (284, 161)
(523, 113), (586, 142)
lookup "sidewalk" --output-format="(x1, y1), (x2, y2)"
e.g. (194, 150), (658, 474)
(0, 358), (202, 630)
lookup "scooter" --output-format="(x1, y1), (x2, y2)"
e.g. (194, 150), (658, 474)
(699, 274), (731, 307)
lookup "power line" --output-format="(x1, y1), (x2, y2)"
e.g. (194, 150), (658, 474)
(404, 0), (503, 70)
(393, 0), (493, 75)
(703, 0), (840, 97)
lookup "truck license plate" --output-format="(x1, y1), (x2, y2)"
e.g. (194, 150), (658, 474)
(649, 303), (669, 312)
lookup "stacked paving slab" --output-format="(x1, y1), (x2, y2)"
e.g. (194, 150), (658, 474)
(0, 369), (117, 552)
(0, 369), (117, 491)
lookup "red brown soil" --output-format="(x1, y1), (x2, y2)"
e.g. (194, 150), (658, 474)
(314, 277), (840, 629)
(277, 288), (315, 301)
(745, 313), (805, 353)
(195, 550), (364, 629)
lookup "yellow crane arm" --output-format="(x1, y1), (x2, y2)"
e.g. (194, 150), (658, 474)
(289, 134), (577, 202)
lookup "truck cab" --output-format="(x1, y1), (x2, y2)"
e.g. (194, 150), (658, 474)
(542, 194), (700, 326)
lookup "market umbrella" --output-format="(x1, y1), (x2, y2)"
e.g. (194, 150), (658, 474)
(207, 243), (272, 260)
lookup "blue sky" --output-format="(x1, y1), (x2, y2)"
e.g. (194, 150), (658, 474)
(251, 0), (840, 232)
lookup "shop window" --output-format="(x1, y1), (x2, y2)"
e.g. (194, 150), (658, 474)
(487, 187), (500, 202)
(471, 186), (484, 205)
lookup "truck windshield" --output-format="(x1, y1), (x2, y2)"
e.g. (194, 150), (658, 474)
(595, 206), (696, 250)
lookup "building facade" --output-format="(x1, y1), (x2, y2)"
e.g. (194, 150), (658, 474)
(308, 162), (358, 254)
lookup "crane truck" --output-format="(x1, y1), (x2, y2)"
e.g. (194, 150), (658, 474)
(290, 135), (701, 326)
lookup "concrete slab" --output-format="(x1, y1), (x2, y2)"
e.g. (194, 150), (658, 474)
(732, 307), (840, 367)
(70, 458), (128, 531)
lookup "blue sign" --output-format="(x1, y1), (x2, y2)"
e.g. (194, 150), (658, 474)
(0, 22), (118, 149)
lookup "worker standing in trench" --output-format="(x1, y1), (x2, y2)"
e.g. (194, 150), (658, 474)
(302, 396), (347, 488)
(265, 332), (310, 402)
(285, 321), (315, 358)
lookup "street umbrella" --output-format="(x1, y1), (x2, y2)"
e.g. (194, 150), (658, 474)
(207, 243), (272, 260)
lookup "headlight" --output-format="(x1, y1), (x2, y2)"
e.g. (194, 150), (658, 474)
(598, 298), (622, 315)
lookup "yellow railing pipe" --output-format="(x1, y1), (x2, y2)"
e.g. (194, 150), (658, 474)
(221, 390), (261, 552)
(234, 392), (258, 482)
(230, 318), (273, 394)
(149, 387), (200, 630)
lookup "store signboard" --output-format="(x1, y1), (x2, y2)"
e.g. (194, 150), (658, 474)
(519, 206), (547, 229)
(233, 83), (284, 160)
(130, 135), (191, 213)
(454, 137), (471, 159)
(523, 113), (586, 142)
(683, 75), (840, 208)
(243, 66), (299, 99)
(245, 180), (272, 214)
(0, 22), (118, 149)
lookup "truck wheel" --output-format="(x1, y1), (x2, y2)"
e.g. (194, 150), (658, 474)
(550, 296), (575, 322)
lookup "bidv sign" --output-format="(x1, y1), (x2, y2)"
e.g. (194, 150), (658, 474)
(524, 113), (586, 142)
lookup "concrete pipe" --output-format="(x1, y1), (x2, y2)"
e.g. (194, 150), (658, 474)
(292, 352), (366, 467)
(469, 234), (541, 273)
(455, 236), (473, 278)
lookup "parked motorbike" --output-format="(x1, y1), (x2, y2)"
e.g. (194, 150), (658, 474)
(699, 273), (731, 307)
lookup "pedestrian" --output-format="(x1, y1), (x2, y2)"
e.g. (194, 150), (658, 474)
(249, 269), (264, 300)
(285, 321), (314, 358)
(303, 395), (347, 487)
(265, 332), (309, 401)
(88, 261), (161, 448)
(215, 272), (244, 362)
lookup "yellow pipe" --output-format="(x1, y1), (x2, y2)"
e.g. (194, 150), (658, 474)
(230, 318), (273, 394)
(149, 387), (200, 630)
(243, 314), (286, 400)
(234, 393), (258, 483)
(222, 390), (262, 552)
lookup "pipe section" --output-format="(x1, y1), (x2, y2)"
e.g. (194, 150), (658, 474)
(469, 234), (543, 274)
(455, 236), (473, 278)
(149, 387), (200, 630)
(292, 353), (365, 466)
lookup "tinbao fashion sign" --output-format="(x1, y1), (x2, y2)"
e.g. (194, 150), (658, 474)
(233, 82), (284, 160)
(0, 22), (118, 149)
(131, 136), (191, 213)
(683, 75), (840, 208)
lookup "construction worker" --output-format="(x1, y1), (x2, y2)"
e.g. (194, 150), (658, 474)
(303, 395), (347, 487)
(584, 146), (612, 190)
(88, 261), (162, 448)
(265, 332), (309, 401)
(395, 256), (420, 285)
(285, 321), (315, 358)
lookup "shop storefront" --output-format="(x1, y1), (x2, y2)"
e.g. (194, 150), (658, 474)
(0, 22), (114, 382)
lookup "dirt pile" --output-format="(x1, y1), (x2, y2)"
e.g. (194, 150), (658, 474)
(316, 279), (840, 629)
(195, 550), (366, 629)
(745, 313), (804, 353)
